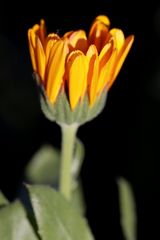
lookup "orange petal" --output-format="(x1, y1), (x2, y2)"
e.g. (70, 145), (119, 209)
(67, 50), (87, 110)
(46, 33), (60, 41)
(89, 21), (109, 53)
(110, 28), (125, 52)
(39, 19), (46, 46)
(111, 35), (134, 87)
(99, 42), (113, 72)
(28, 29), (37, 49)
(86, 45), (99, 105)
(63, 31), (74, 38)
(28, 29), (37, 71)
(95, 15), (110, 26)
(46, 40), (69, 103)
(45, 39), (57, 63)
(97, 48), (118, 93)
(89, 15), (110, 53)
(45, 34), (60, 62)
(36, 37), (46, 81)
(69, 30), (88, 53)
(99, 49), (118, 92)
(32, 24), (40, 33)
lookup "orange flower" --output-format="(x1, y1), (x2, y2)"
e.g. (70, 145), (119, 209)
(28, 15), (134, 110)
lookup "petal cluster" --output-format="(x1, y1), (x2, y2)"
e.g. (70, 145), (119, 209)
(28, 15), (134, 110)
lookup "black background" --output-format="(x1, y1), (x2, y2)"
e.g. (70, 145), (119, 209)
(0, 0), (160, 239)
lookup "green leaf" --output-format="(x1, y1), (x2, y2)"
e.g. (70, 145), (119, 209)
(25, 141), (86, 215)
(25, 145), (60, 185)
(28, 184), (94, 240)
(26, 140), (84, 186)
(117, 177), (137, 240)
(0, 201), (38, 240)
(0, 191), (9, 207)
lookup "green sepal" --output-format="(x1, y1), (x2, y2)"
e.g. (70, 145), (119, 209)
(35, 74), (107, 125)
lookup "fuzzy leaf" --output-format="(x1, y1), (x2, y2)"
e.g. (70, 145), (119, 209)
(117, 177), (137, 240)
(0, 201), (38, 240)
(28, 184), (94, 240)
(25, 145), (60, 185)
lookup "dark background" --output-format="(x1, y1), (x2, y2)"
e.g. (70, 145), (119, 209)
(0, 0), (160, 239)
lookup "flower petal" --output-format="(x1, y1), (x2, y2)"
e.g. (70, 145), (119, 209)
(68, 30), (88, 53)
(89, 22), (109, 53)
(110, 28), (125, 52)
(107, 35), (134, 90)
(32, 24), (40, 33)
(89, 15), (110, 53)
(39, 19), (46, 46)
(36, 37), (46, 80)
(47, 33), (60, 39)
(99, 42), (113, 73)
(46, 40), (69, 103)
(45, 34), (60, 62)
(96, 42), (114, 93)
(98, 48), (118, 93)
(95, 15), (110, 26)
(67, 50), (87, 110)
(28, 29), (37, 48)
(86, 45), (99, 105)
(28, 29), (37, 71)
(63, 31), (74, 38)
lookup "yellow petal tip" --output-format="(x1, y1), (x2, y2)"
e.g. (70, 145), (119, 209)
(95, 15), (110, 26)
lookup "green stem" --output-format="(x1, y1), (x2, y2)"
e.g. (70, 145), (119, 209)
(60, 124), (78, 200)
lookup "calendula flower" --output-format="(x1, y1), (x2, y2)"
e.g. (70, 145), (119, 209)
(28, 15), (134, 125)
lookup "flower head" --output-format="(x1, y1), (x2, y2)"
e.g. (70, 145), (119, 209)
(28, 15), (134, 125)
